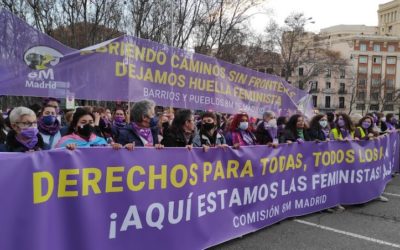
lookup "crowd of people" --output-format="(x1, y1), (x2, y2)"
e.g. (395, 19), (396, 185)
(1, 98), (399, 152)
(0, 97), (399, 211)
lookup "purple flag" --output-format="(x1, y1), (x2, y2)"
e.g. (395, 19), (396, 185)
(0, 8), (313, 117)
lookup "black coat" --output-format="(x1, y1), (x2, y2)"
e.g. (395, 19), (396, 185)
(117, 125), (159, 147)
(308, 128), (327, 141)
(255, 122), (273, 145)
(279, 128), (310, 143)
(161, 129), (193, 147)
(5, 130), (50, 152)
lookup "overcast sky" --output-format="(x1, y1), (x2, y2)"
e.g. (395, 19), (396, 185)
(251, 0), (391, 33)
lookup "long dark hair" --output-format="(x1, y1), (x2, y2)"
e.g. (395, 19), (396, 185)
(335, 113), (354, 132)
(169, 109), (193, 134)
(357, 116), (375, 134)
(285, 114), (306, 136)
(0, 115), (6, 144)
(309, 114), (327, 130)
(67, 108), (95, 135)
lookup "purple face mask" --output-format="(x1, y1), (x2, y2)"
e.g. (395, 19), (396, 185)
(337, 119), (345, 128)
(17, 127), (39, 149)
(362, 121), (371, 129)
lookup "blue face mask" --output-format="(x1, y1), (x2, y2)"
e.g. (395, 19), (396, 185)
(149, 117), (158, 127)
(42, 115), (56, 125)
(239, 122), (249, 130)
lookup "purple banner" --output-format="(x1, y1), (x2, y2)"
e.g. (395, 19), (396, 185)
(0, 8), (310, 117)
(0, 132), (398, 250)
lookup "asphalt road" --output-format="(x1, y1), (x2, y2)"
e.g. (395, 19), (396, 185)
(211, 176), (400, 250)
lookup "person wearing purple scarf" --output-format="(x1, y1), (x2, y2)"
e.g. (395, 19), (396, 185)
(6, 106), (49, 152)
(111, 107), (127, 141)
(117, 100), (163, 149)
(38, 105), (61, 148)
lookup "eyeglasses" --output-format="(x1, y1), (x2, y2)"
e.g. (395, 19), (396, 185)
(16, 122), (37, 128)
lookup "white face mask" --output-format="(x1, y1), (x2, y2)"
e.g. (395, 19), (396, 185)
(239, 122), (249, 130)
(381, 117), (386, 122)
(319, 120), (328, 128)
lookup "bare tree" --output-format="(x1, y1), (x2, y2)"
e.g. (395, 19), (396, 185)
(265, 13), (315, 81)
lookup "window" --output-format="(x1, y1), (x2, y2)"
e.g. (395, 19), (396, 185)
(356, 104), (365, 110)
(326, 69), (331, 77)
(386, 79), (394, 87)
(371, 92), (379, 100)
(357, 91), (365, 100)
(372, 78), (381, 85)
(370, 104), (379, 110)
(387, 66), (396, 74)
(384, 104), (394, 111)
(387, 56), (397, 64)
(326, 82), (331, 89)
(373, 56), (382, 64)
(360, 44), (367, 51)
(387, 92), (393, 101)
(358, 78), (367, 86)
(359, 56), (368, 63)
(359, 66), (368, 73)
(339, 97), (345, 108)
(298, 67), (304, 76)
(372, 66), (381, 74)
(312, 95), (317, 107)
(310, 81), (318, 92)
(373, 44), (381, 52)
(340, 69), (345, 78)
(388, 45), (396, 52)
(339, 83), (345, 93)
(325, 96), (331, 108)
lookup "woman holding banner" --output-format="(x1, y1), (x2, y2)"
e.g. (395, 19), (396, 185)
(37, 105), (62, 149)
(354, 116), (378, 140)
(162, 109), (195, 149)
(330, 113), (355, 140)
(111, 107), (127, 141)
(5, 107), (49, 152)
(226, 112), (257, 148)
(56, 108), (112, 150)
(117, 100), (162, 149)
(279, 114), (310, 143)
(308, 114), (330, 142)
(192, 111), (228, 150)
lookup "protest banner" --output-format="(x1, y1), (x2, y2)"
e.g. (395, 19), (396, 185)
(0, 132), (398, 250)
(0, 8), (311, 117)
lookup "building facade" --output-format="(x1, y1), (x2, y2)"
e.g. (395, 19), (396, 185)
(289, 1), (400, 115)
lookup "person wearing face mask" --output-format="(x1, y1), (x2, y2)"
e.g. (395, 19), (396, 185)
(354, 116), (378, 140)
(193, 111), (227, 149)
(162, 109), (195, 149)
(382, 113), (398, 132)
(226, 112), (257, 148)
(308, 114), (330, 141)
(38, 105), (62, 149)
(276, 116), (287, 140)
(117, 100), (162, 149)
(255, 111), (277, 145)
(330, 113), (355, 140)
(5, 107), (49, 152)
(0, 114), (7, 145)
(55, 108), (108, 149)
(111, 107), (127, 141)
(157, 112), (171, 142)
(279, 114), (310, 143)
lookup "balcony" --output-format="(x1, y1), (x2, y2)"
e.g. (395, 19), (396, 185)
(322, 88), (336, 94)
(338, 89), (347, 94)
(309, 88), (320, 93)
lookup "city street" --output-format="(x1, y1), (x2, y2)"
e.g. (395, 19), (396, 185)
(212, 176), (400, 250)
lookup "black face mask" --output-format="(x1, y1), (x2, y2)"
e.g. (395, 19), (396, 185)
(202, 122), (215, 131)
(77, 124), (94, 137)
(162, 121), (169, 130)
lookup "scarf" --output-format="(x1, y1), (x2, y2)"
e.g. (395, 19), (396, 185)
(38, 118), (60, 136)
(240, 130), (255, 145)
(132, 122), (153, 145)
